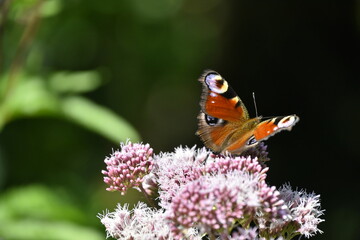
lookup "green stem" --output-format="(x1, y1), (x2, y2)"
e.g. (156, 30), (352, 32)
(138, 184), (157, 208)
(208, 233), (216, 240)
(3, 0), (43, 100)
(0, 0), (12, 74)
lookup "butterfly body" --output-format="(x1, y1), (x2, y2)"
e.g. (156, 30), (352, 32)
(197, 70), (299, 154)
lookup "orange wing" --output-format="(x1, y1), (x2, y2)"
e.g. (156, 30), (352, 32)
(253, 115), (299, 142)
(196, 70), (300, 154)
(199, 70), (249, 122)
(197, 70), (250, 152)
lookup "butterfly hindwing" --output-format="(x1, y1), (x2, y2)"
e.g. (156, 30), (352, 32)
(253, 115), (299, 142)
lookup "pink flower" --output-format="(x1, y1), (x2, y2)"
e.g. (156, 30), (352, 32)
(153, 146), (207, 208)
(102, 142), (154, 195)
(154, 146), (270, 209)
(204, 154), (269, 182)
(99, 143), (324, 239)
(257, 184), (324, 238)
(258, 183), (290, 220)
(205, 155), (290, 221)
(167, 171), (261, 238)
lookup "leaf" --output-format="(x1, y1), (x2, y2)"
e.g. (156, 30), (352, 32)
(49, 71), (102, 94)
(0, 185), (86, 223)
(0, 76), (60, 130)
(8, 0), (39, 21)
(0, 220), (103, 240)
(9, 0), (62, 20)
(40, 0), (62, 18)
(8, 77), (60, 117)
(0, 185), (103, 240)
(60, 96), (141, 143)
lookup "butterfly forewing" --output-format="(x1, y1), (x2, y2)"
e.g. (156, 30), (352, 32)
(197, 71), (251, 152)
(199, 71), (249, 122)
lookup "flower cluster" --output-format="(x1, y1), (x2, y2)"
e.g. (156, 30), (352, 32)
(99, 202), (184, 240)
(168, 172), (260, 238)
(102, 142), (154, 195)
(279, 184), (325, 238)
(99, 142), (324, 240)
(152, 146), (207, 208)
(241, 142), (270, 162)
(229, 227), (285, 240)
(204, 154), (269, 181)
(256, 184), (325, 239)
(99, 202), (202, 240)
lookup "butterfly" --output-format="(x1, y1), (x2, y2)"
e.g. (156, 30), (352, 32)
(196, 70), (299, 155)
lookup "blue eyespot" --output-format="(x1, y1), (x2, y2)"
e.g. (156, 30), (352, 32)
(204, 114), (226, 126)
(247, 136), (257, 146)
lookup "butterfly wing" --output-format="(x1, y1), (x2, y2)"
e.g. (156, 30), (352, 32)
(196, 70), (300, 154)
(253, 115), (299, 141)
(197, 70), (250, 153)
(224, 115), (299, 154)
(198, 70), (249, 121)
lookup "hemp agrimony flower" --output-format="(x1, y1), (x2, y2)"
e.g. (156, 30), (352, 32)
(280, 184), (325, 238)
(99, 142), (324, 240)
(153, 146), (206, 208)
(102, 142), (154, 195)
(98, 202), (197, 240)
(167, 171), (261, 238)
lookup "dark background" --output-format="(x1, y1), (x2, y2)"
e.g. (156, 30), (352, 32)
(1, 0), (359, 239)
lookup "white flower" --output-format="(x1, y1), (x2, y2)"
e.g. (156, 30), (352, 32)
(279, 184), (325, 238)
(154, 146), (208, 208)
(98, 202), (201, 240)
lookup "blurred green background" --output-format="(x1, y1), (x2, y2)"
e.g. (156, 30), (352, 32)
(0, 0), (359, 239)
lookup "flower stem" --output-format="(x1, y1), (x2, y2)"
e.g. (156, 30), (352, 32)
(208, 233), (216, 240)
(139, 184), (157, 208)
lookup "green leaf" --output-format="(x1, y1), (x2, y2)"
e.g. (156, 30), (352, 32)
(0, 185), (104, 240)
(8, 77), (60, 117)
(0, 185), (86, 223)
(9, 0), (62, 20)
(49, 71), (102, 94)
(40, 0), (62, 18)
(0, 220), (103, 240)
(8, 0), (39, 21)
(0, 76), (60, 129)
(60, 96), (141, 143)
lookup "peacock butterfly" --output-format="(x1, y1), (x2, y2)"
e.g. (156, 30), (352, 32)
(196, 70), (299, 154)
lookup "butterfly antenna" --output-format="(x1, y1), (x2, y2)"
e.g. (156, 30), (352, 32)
(252, 92), (259, 117)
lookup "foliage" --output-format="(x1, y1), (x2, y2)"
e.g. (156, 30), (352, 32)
(0, 0), (140, 143)
(0, 185), (103, 240)
(1, 0), (148, 238)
